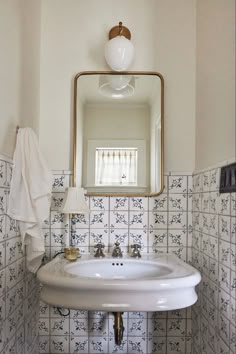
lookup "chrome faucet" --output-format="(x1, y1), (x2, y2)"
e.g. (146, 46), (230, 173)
(130, 244), (142, 258)
(112, 241), (123, 258)
(94, 243), (105, 258)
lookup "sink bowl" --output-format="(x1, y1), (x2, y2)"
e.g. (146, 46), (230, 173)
(37, 254), (201, 312)
(65, 258), (172, 279)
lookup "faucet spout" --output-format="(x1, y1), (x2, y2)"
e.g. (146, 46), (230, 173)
(112, 241), (123, 258)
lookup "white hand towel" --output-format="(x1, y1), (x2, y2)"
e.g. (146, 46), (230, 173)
(8, 128), (52, 273)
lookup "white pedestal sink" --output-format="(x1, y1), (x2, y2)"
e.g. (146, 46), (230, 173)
(37, 253), (201, 312)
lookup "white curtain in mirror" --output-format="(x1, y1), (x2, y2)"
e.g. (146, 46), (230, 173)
(95, 148), (137, 186)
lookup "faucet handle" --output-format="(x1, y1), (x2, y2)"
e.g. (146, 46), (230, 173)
(94, 243), (105, 258)
(130, 244), (142, 258)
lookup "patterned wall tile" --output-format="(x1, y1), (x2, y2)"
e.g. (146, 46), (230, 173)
(192, 163), (236, 354)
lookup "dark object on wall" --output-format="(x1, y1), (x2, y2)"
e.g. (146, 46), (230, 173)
(220, 163), (236, 193)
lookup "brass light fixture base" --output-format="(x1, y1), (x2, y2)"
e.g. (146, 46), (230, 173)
(64, 247), (80, 261)
(108, 22), (131, 40)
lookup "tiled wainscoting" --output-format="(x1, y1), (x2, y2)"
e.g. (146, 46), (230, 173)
(0, 155), (40, 354)
(192, 165), (236, 354)
(39, 171), (193, 354)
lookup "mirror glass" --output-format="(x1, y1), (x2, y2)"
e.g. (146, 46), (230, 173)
(74, 72), (164, 196)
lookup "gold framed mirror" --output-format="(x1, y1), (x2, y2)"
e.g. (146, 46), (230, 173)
(73, 71), (164, 197)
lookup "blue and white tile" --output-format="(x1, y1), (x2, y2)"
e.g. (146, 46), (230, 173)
(71, 229), (89, 247)
(168, 247), (187, 261)
(50, 318), (69, 335)
(0, 242), (6, 270)
(130, 197), (148, 211)
(168, 212), (187, 229)
(70, 318), (88, 336)
(209, 168), (220, 192)
(110, 229), (128, 250)
(219, 264), (231, 293)
(89, 337), (108, 353)
(169, 194), (187, 211)
(168, 176), (187, 194)
(148, 337), (166, 354)
(108, 336), (128, 354)
(193, 174), (201, 193)
(148, 318), (166, 337)
(231, 193), (236, 216)
(90, 229), (108, 248)
(149, 195), (167, 212)
(209, 191), (219, 214)
(39, 318), (50, 335)
(166, 337), (185, 354)
(129, 211), (148, 229)
(219, 193), (231, 215)
(231, 216), (236, 244)
(219, 215), (231, 241)
(149, 212), (167, 229)
(89, 317), (108, 336)
(201, 193), (210, 213)
(110, 197), (129, 211)
(52, 174), (70, 192)
(168, 230), (187, 247)
(0, 160), (6, 187)
(110, 211), (128, 229)
(70, 336), (89, 353)
(167, 318), (186, 336)
(39, 335), (50, 353)
(188, 175), (193, 193)
(90, 211), (109, 229)
(90, 197), (109, 211)
(51, 229), (69, 247)
(208, 214), (218, 237)
(128, 337), (146, 354)
(201, 171), (210, 192)
(51, 193), (64, 211)
(230, 270), (236, 299)
(50, 335), (69, 353)
(219, 240), (231, 267)
(6, 163), (13, 187)
(129, 230), (147, 250)
(74, 213), (89, 228)
(0, 188), (7, 214)
(149, 230), (168, 249)
(128, 318), (147, 336)
(5, 215), (18, 239)
(50, 211), (69, 228)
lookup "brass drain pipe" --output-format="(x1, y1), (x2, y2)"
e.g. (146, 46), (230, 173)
(113, 312), (124, 345)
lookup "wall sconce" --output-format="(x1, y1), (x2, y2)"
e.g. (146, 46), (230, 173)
(105, 22), (134, 71)
(61, 187), (89, 256)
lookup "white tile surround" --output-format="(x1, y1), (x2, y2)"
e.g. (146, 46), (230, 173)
(0, 156), (39, 354)
(1, 153), (235, 354)
(39, 171), (193, 354)
(192, 165), (236, 354)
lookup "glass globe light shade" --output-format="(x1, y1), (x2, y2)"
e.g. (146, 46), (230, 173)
(105, 36), (134, 71)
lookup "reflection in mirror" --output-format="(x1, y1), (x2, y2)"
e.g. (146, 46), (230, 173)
(74, 72), (164, 196)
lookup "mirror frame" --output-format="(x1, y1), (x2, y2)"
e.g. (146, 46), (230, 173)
(73, 71), (164, 197)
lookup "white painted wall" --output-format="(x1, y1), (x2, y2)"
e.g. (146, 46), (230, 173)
(39, 0), (196, 172)
(20, 0), (41, 135)
(154, 0), (196, 172)
(195, 0), (235, 170)
(0, 0), (41, 157)
(0, 0), (22, 157)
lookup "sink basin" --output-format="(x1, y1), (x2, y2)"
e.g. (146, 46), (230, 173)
(65, 258), (172, 279)
(37, 254), (201, 312)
